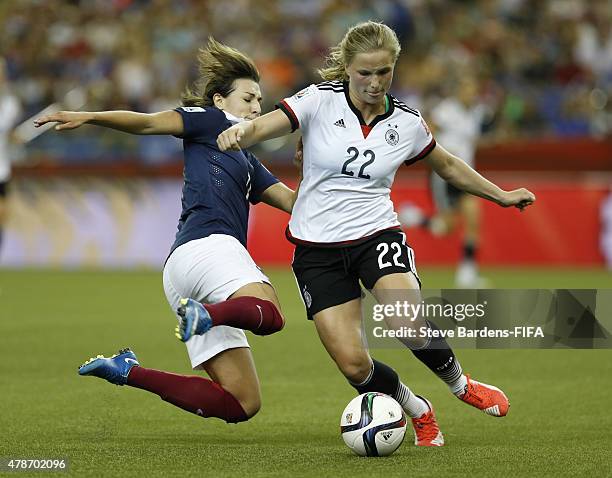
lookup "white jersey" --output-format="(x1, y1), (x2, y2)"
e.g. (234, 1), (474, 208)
(430, 98), (484, 167)
(278, 81), (435, 245)
(0, 91), (21, 182)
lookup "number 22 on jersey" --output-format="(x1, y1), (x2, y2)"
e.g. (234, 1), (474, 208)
(341, 147), (376, 179)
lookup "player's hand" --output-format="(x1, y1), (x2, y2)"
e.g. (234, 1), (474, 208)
(499, 188), (536, 211)
(34, 111), (91, 131)
(217, 122), (251, 151)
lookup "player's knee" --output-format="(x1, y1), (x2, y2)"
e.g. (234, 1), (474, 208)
(237, 390), (261, 419)
(266, 299), (285, 332)
(217, 376), (262, 421)
(254, 299), (285, 335)
(336, 353), (372, 383)
(226, 381), (261, 418)
(398, 334), (429, 350)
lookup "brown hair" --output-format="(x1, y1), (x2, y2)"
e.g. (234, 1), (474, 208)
(318, 21), (401, 81)
(182, 37), (260, 107)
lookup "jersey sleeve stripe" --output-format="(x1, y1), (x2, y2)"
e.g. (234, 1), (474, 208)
(404, 138), (436, 166)
(317, 86), (344, 92)
(317, 80), (343, 87)
(276, 100), (299, 132)
(390, 94), (420, 116)
(392, 101), (419, 116)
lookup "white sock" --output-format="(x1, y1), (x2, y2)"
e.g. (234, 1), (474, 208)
(394, 382), (430, 418)
(449, 374), (469, 397)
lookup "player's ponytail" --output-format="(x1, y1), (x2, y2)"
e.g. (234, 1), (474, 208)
(182, 37), (260, 107)
(318, 21), (401, 82)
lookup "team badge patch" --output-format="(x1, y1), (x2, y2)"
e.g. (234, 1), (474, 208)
(294, 87), (313, 100)
(302, 285), (313, 308)
(385, 129), (399, 146)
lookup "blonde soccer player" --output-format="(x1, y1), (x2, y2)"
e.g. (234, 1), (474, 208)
(212, 22), (535, 447)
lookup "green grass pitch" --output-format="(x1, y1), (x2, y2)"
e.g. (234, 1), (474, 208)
(1, 267), (611, 477)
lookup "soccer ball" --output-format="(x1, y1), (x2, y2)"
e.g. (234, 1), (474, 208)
(340, 392), (407, 457)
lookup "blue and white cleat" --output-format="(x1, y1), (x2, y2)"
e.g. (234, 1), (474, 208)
(175, 298), (212, 342)
(78, 348), (139, 386)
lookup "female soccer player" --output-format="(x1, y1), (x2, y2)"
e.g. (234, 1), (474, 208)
(0, 57), (22, 255)
(215, 22), (535, 446)
(35, 39), (296, 424)
(399, 76), (489, 287)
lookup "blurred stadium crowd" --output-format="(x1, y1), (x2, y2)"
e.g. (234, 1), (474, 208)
(1, 0), (611, 163)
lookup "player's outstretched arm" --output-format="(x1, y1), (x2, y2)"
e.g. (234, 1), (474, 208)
(261, 136), (304, 213)
(260, 183), (297, 214)
(425, 143), (536, 211)
(34, 110), (183, 136)
(217, 109), (293, 151)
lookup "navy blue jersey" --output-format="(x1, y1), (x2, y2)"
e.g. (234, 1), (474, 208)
(170, 106), (279, 254)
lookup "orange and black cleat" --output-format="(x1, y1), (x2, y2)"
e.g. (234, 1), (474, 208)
(411, 396), (445, 446)
(459, 375), (510, 417)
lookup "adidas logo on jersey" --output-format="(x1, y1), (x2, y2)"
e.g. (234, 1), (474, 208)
(333, 118), (346, 128)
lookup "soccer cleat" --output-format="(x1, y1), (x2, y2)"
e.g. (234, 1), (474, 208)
(459, 375), (509, 417)
(411, 396), (445, 447)
(175, 298), (212, 342)
(455, 260), (489, 288)
(78, 348), (139, 386)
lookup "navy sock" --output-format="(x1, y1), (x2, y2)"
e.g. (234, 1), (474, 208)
(411, 321), (464, 386)
(349, 359), (429, 417)
(463, 242), (476, 260)
(350, 359), (399, 396)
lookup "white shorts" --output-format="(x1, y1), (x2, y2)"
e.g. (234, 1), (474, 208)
(163, 234), (270, 368)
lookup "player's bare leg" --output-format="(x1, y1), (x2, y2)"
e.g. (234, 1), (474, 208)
(461, 194), (480, 246)
(369, 271), (429, 350)
(429, 208), (456, 237)
(0, 196), (7, 253)
(314, 299), (372, 383)
(372, 272), (508, 416)
(176, 281), (285, 341)
(314, 299), (444, 446)
(456, 194), (486, 287)
(398, 202), (454, 237)
(230, 281), (283, 309)
(201, 347), (261, 418)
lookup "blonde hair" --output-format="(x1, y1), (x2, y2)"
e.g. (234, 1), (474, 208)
(318, 21), (401, 81)
(182, 37), (260, 107)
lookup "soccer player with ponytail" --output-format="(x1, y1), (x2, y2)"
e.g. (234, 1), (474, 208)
(217, 21), (535, 445)
(36, 39), (296, 424)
